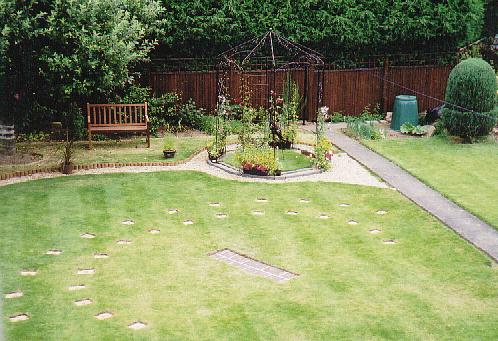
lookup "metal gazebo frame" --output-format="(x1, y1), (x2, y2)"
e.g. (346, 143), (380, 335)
(216, 30), (325, 125)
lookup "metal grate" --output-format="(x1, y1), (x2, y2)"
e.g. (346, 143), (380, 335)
(209, 248), (298, 282)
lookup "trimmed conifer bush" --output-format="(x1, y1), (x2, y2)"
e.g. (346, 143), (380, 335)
(441, 58), (497, 141)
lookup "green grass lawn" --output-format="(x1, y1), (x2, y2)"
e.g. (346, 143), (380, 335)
(1, 172), (498, 340)
(222, 149), (313, 171)
(363, 137), (498, 229)
(0, 136), (211, 176)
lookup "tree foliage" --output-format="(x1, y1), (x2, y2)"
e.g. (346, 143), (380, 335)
(159, 0), (486, 59)
(0, 0), (163, 130)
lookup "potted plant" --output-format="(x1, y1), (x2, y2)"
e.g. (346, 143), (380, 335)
(207, 136), (226, 162)
(163, 133), (176, 159)
(60, 139), (75, 174)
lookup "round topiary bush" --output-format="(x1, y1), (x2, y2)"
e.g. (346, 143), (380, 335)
(441, 58), (497, 141)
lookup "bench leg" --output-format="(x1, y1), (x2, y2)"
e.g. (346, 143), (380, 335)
(146, 129), (151, 148)
(88, 130), (93, 150)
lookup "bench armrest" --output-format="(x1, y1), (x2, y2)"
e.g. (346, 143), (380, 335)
(144, 102), (149, 123)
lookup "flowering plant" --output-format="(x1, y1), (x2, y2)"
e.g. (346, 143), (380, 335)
(235, 145), (278, 175)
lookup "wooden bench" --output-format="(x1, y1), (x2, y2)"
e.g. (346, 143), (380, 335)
(86, 103), (150, 149)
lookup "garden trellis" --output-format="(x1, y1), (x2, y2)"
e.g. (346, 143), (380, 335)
(213, 31), (325, 165)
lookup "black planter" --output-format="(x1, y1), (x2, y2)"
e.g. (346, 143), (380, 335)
(163, 150), (176, 159)
(208, 154), (219, 162)
(243, 168), (269, 176)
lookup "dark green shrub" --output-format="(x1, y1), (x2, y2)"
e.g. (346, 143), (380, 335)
(119, 85), (210, 134)
(444, 58), (496, 112)
(442, 58), (497, 141)
(441, 108), (497, 140)
(174, 99), (205, 131)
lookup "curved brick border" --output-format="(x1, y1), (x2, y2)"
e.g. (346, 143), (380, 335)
(0, 147), (205, 181)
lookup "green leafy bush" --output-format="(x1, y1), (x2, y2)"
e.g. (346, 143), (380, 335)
(400, 123), (428, 136)
(346, 119), (385, 140)
(119, 85), (180, 135)
(441, 58), (497, 141)
(119, 85), (208, 135)
(359, 104), (384, 121)
(329, 112), (345, 123)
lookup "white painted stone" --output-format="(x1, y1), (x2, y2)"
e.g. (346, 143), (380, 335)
(287, 211), (299, 215)
(5, 291), (23, 299)
(369, 229), (382, 234)
(74, 298), (92, 306)
(209, 202), (221, 207)
(383, 239), (397, 244)
(128, 321), (147, 330)
(167, 209), (179, 214)
(338, 203), (351, 207)
(46, 249), (63, 255)
(347, 220), (358, 225)
(77, 268), (95, 275)
(80, 233), (96, 239)
(376, 210), (388, 215)
(122, 219), (134, 225)
(251, 210), (264, 216)
(183, 220), (194, 225)
(255, 198), (268, 203)
(94, 253), (109, 259)
(95, 312), (113, 320)
(319, 214), (329, 219)
(20, 269), (37, 276)
(148, 229), (160, 234)
(116, 240), (132, 245)
(68, 284), (86, 291)
(215, 213), (227, 219)
(299, 198), (311, 203)
(9, 313), (29, 322)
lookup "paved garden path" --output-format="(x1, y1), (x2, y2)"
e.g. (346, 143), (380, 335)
(323, 123), (498, 262)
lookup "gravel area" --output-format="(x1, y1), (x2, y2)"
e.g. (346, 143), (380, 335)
(0, 142), (387, 188)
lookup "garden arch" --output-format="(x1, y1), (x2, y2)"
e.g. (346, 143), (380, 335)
(216, 30), (324, 123)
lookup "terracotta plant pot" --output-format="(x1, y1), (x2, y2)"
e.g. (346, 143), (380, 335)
(163, 150), (176, 159)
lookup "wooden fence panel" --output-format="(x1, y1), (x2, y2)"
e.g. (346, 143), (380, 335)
(150, 65), (451, 120)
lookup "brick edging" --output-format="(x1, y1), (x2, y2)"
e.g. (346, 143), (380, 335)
(0, 147), (206, 181)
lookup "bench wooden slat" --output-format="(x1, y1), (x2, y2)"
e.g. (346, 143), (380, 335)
(87, 102), (150, 149)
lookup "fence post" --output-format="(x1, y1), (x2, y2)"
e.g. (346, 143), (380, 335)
(381, 58), (389, 113)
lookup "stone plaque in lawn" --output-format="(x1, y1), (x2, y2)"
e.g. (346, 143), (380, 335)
(209, 248), (298, 282)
